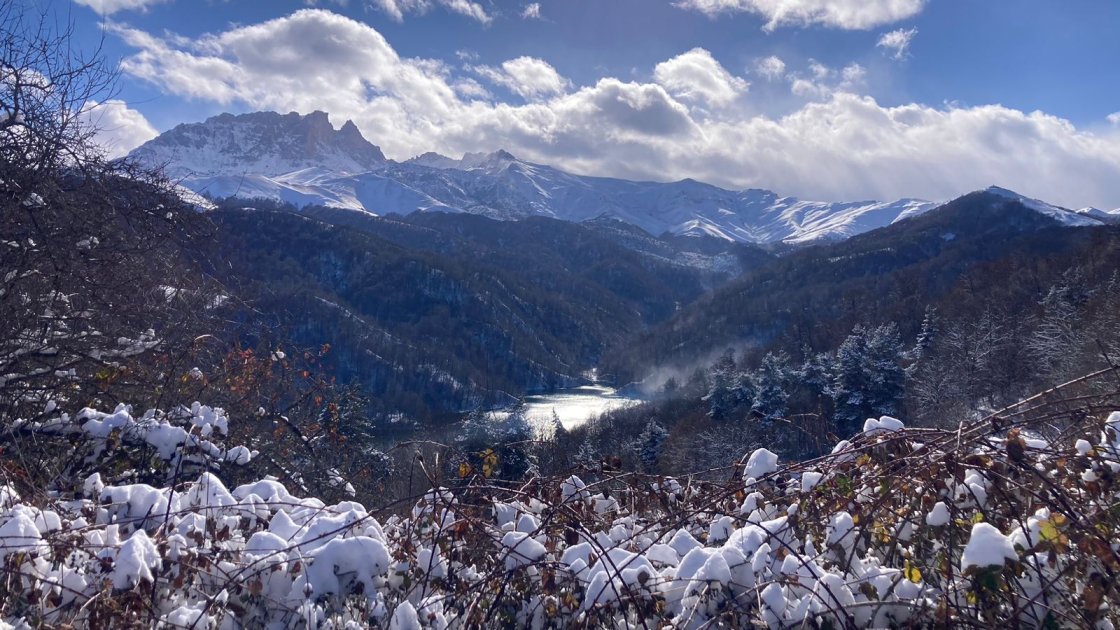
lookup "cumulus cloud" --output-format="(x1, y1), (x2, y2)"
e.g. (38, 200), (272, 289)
(475, 57), (570, 100)
(369, 0), (491, 23)
(521, 3), (541, 19)
(653, 48), (748, 108)
(114, 9), (1120, 209)
(79, 100), (159, 158)
(73, 0), (168, 15)
(754, 55), (786, 81)
(1108, 112), (1120, 126)
(675, 0), (926, 30)
(877, 27), (917, 59)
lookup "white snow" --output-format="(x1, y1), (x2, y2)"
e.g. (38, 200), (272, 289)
(985, 186), (1103, 227)
(961, 522), (1017, 570)
(501, 531), (547, 569)
(743, 448), (779, 481)
(863, 415), (905, 434)
(390, 601), (421, 630)
(925, 502), (950, 527)
(112, 530), (162, 589)
(801, 470), (824, 492)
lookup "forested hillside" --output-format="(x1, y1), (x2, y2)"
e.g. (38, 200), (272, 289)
(201, 199), (764, 422)
(605, 190), (1119, 383)
(578, 195), (1120, 477)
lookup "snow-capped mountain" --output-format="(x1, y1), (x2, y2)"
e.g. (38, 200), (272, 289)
(132, 111), (386, 179)
(129, 111), (1110, 245)
(983, 186), (1103, 227)
(1075, 206), (1120, 224)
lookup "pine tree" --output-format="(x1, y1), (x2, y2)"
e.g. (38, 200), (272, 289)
(704, 349), (753, 420)
(752, 352), (791, 421)
(829, 323), (907, 436)
(575, 437), (599, 470)
(637, 419), (669, 473)
(1029, 274), (1089, 382)
(549, 409), (568, 441)
(912, 306), (939, 362)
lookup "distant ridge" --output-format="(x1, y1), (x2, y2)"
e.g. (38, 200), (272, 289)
(130, 110), (1110, 245)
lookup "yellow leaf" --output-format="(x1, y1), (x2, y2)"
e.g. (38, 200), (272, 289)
(971, 513), (985, 524)
(1051, 513), (1068, 527)
(458, 462), (472, 478)
(904, 560), (922, 584)
(481, 448), (498, 478)
(1039, 519), (1059, 542)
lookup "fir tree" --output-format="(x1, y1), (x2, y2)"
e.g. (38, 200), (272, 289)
(752, 352), (791, 421)
(829, 323), (907, 436)
(637, 419), (669, 473)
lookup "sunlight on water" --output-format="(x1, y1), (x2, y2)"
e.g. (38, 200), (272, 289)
(521, 385), (641, 429)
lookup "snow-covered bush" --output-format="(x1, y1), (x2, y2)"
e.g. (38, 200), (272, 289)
(3, 380), (1120, 627)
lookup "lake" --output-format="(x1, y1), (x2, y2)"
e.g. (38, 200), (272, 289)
(520, 384), (642, 430)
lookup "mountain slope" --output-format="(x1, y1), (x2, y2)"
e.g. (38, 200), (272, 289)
(601, 189), (1117, 383)
(203, 200), (767, 419)
(129, 110), (945, 245)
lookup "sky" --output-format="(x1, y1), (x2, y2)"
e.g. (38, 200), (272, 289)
(63, 0), (1120, 209)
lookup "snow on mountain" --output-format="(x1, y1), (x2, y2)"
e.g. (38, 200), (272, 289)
(132, 111), (1108, 245)
(130, 111), (386, 179)
(1075, 206), (1120, 224)
(984, 186), (1104, 227)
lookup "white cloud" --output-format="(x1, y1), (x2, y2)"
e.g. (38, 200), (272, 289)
(475, 57), (570, 100)
(369, 0), (491, 23)
(840, 62), (866, 85)
(877, 27), (918, 60)
(521, 3), (541, 19)
(73, 0), (167, 15)
(114, 9), (1120, 210)
(754, 55), (786, 81)
(453, 77), (491, 100)
(787, 60), (863, 100)
(653, 48), (748, 108)
(675, 0), (926, 30)
(808, 60), (831, 80)
(1108, 112), (1120, 126)
(79, 100), (159, 158)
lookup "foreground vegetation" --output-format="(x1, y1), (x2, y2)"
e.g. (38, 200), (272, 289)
(3, 370), (1120, 627)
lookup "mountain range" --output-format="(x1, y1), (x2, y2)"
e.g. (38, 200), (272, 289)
(131, 110), (1119, 245)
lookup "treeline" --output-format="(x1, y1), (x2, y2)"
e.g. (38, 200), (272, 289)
(569, 228), (1120, 475)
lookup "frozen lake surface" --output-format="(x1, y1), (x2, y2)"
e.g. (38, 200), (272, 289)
(522, 385), (642, 429)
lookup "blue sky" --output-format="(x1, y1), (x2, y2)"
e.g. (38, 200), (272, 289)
(66, 0), (1120, 208)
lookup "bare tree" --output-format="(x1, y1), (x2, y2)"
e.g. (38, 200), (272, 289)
(0, 0), (116, 176)
(0, 0), (215, 428)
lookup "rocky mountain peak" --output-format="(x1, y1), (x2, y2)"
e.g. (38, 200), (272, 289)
(130, 110), (387, 179)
